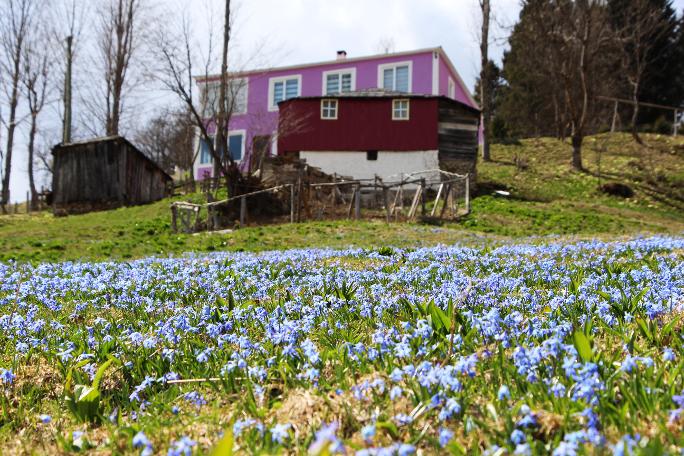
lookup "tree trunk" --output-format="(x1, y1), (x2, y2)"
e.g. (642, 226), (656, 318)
(630, 81), (643, 145)
(571, 134), (583, 171)
(1, 64), (21, 213)
(479, 0), (491, 162)
(27, 113), (38, 209)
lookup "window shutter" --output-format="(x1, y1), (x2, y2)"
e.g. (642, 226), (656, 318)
(273, 82), (284, 104)
(341, 74), (352, 92)
(383, 68), (394, 90)
(326, 74), (339, 94)
(395, 66), (409, 92)
(285, 79), (299, 99)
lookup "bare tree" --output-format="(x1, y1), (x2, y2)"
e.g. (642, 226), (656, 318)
(135, 107), (195, 174)
(478, 0), (491, 161)
(96, 0), (143, 136)
(612, 0), (669, 144)
(152, 0), (248, 195)
(22, 29), (53, 209)
(523, 0), (615, 170)
(0, 0), (35, 212)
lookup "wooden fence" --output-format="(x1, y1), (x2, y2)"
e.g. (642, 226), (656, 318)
(171, 170), (471, 233)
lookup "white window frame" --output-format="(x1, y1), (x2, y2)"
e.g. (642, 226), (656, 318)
(320, 99), (338, 120)
(200, 78), (249, 117)
(229, 77), (249, 115)
(227, 129), (247, 162)
(392, 99), (410, 121)
(377, 61), (413, 92)
(321, 68), (356, 95)
(448, 77), (456, 99)
(268, 74), (302, 111)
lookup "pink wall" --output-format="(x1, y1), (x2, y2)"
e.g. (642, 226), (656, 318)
(195, 49), (473, 179)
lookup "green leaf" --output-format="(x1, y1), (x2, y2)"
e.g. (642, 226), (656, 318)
(210, 428), (234, 456)
(635, 318), (652, 342)
(376, 420), (399, 439)
(92, 357), (118, 390)
(573, 331), (593, 362)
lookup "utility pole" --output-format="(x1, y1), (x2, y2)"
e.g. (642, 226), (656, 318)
(62, 35), (73, 143)
(479, 0), (491, 162)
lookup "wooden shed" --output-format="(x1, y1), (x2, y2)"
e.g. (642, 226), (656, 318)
(52, 136), (172, 215)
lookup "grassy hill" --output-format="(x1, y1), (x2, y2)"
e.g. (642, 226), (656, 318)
(0, 132), (682, 263)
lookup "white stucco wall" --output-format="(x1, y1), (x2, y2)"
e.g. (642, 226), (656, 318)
(300, 150), (439, 183)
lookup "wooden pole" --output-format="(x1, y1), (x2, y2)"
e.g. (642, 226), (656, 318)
(290, 184), (295, 223)
(420, 178), (426, 216)
(239, 196), (247, 227)
(63, 36), (73, 143)
(465, 175), (471, 214)
(383, 186), (390, 223)
(171, 205), (178, 232)
(354, 184), (361, 220)
(674, 109), (679, 137)
(610, 100), (618, 133)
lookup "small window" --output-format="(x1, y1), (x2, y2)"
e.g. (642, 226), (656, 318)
(228, 133), (244, 161)
(392, 99), (409, 120)
(366, 150), (378, 161)
(199, 137), (213, 164)
(321, 99), (338, 119)
(269, 75), (301, 110)
(380, 62), (411, 92)
(324, 70), (355, 95)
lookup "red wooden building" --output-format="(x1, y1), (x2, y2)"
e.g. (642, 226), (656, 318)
(277, 91), (480, 182)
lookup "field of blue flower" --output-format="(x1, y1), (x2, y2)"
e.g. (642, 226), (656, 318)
(1, 236), (683, 455)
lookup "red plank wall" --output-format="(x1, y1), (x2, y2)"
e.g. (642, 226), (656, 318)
(278, 97), (439, 153)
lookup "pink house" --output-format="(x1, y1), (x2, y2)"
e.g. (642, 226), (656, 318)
(193, 46), (477, 179)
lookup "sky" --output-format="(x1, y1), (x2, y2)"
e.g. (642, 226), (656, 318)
(5, 0), (684, 202)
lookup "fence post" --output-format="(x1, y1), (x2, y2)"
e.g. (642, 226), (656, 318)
(420, 178), (426, 216)
(240, 196), (247, 227)
(675, 109), (679, 137)
(171, 205), (178, 232)
(383, 186), (390, 223)
(465, 175), (471, 215)
(290, 184), (295, 223)
(354, 184), (361, 220)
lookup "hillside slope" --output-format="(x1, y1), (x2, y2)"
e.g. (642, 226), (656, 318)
(0, 133), (682, 262)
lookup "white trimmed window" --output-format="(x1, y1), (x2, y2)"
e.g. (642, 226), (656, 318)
(200, 78), (248, 117)
(323, 69), (355, 95)
(448, 78), (456, 99)
(269, 75), (301, 111)
(392, 99), (409, 120)
(321, 99), (338, 119)
(379, 61), (412, 92)
(199, 136), (214, 164)
(227, 130), (246, 161)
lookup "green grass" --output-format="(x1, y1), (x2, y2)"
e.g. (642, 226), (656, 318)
(0, 133), (682, 263)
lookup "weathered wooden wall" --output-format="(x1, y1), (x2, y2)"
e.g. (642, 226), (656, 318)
(437, 99), (480, 178)
(52, 137), (171, 215)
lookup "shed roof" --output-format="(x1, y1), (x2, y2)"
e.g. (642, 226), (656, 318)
(53, 135), (173, 180)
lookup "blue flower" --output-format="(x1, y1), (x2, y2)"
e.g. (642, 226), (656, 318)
(511, 429), (526, 444)
(361, 423), (375, 442)
(270, 423), (290, 444)
(497, 385), (511, 401)
(439, 427), (454, 447)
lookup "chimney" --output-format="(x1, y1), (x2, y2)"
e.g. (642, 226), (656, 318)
(336, 50), (347, 60)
